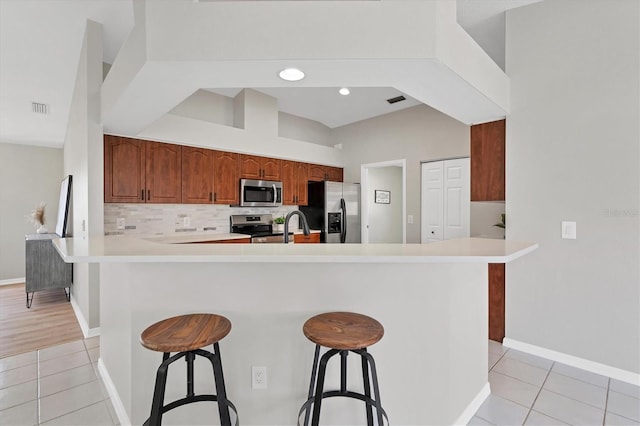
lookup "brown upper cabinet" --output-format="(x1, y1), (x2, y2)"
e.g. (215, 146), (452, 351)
(182, 147), (214, 204)
(105, 135), (341, 205)
(471, 119), (505, 201)
(309, 164), (343, 182)
(281, 160), (308, 206)
(104, 135), (181, 203)
(240, 154), (281, 181)
(212, 150), (240, 205)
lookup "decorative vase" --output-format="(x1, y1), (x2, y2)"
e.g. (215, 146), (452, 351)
(36, 225), (47, 234)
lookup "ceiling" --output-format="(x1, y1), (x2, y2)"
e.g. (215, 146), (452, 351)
(0, 0), (540, 148)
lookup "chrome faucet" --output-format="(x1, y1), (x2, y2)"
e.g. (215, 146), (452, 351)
(283, 210), (310, 243)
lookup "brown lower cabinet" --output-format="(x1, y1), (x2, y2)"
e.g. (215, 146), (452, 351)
(488, 263), (505, 342)
(294, 233), (320, 244)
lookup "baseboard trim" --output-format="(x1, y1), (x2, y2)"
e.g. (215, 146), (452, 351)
(98, 358), (131, 426)
(70, 298), (100, 338)
(0, 277), (25, 286)
(453, 382), (491, 425)
(503, 338), (640, 386)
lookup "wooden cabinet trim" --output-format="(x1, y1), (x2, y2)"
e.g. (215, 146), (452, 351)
(488, 263), (505, 342)
(471, 119), (505, 201)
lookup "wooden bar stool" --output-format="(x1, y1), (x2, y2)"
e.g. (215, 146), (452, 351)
(140, 313), (238, 426)
(298, 312), (389, 426)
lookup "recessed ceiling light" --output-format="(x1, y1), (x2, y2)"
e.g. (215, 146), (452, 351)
(279, 68), (305, 82)
(339, 88), (350, 96)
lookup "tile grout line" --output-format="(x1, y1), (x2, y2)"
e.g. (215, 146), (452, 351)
(602, 378), (610, 426)
(520, 361), (554, 425)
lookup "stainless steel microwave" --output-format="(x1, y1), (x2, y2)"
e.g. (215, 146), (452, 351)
(239, 179), (282, 207)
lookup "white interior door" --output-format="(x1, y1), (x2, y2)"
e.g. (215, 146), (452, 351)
(421, 158), (469, 243)
(421, 161), (444, 243)
(443, 158), (470, 240)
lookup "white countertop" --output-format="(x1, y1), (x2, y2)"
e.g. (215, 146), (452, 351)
(53, 236), (537, 264)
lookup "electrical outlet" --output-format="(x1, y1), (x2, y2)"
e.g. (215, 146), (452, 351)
(562, 221), (576, 239)
(252, 366), (267, 389)
(116, 218), (125, 230)
(407, 215), (414, 224)
(183, 217), (190, 227)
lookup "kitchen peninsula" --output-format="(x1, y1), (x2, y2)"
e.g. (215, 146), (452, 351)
(54, 236), (536, 425)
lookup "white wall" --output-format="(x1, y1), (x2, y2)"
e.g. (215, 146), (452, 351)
(506, 0), (639, 375)
(367, 167), (403, 243)
(278, 112), (332, 147)
(169, 89), (234, 127)
(63, 20), (104, 333)
(333, 104), (470, 243)
(0, 143), (63, 282)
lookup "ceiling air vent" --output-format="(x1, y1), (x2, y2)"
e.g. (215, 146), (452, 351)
(386, 95), (406, 105)
(32, 102), (49, 115)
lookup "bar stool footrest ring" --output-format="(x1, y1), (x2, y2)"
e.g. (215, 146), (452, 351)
(297, 391), (389, 426)
(143, 396), (238, 426)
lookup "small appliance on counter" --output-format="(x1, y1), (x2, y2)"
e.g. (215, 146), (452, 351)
(300, 181), (361, 243)
(230, 214), (293, 243)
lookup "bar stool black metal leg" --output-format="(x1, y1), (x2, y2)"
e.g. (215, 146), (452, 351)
(311, 349), (339, 426)
(147, 352), (172, 426)
(211, 343), (232, 426)
(340, 351), (348, 393)
(186, 352), (195, 398)
(360, 350), (374, 426)
(303, 345), (321, 426)
(362, 350), (384, 426)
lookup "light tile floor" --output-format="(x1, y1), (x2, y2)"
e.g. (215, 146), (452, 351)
(0, 337), (118, 426)
(1, 337), (638, 425)
(470, 340), (640, 426)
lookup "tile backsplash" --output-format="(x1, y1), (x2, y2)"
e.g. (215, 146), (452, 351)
(104, 204), (299, 236)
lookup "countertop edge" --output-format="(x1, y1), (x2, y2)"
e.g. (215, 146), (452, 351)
(53, 237), (538, 265)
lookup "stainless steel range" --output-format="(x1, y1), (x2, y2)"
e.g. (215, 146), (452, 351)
(230, 214), (294, 243)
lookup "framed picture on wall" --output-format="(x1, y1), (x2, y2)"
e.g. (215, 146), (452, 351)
(375, 190), (390, 204)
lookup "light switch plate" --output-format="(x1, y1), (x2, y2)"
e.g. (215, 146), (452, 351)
(562, 221), (576, 239)
(116, 218), (125, 230)
(407, 215), (414, 224)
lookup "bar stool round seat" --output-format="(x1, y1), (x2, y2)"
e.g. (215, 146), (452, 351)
(140, 313), (237, 426)
(299, 312), (388, 426)
(141, 313), (231, 353)
(303, 311), (384, 350)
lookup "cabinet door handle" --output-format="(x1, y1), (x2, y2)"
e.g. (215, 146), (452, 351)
(141, 189), (144, 201)
(147, 190), (150, 200)
(213, 192), (217, 202)
(209, 192), (213, 202)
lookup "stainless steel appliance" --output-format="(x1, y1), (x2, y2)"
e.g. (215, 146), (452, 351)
(239, 179), (282, 207)
(300, 181), (361, 243)
(230, 214), (293, 243)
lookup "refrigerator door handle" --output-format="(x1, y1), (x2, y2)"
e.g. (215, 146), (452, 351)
(340, 198), (347, 243)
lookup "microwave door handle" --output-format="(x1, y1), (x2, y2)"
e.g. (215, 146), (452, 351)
(273, 184), (277, 206)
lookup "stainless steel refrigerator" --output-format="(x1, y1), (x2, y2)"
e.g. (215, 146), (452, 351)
(301, 181), (361, 243)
